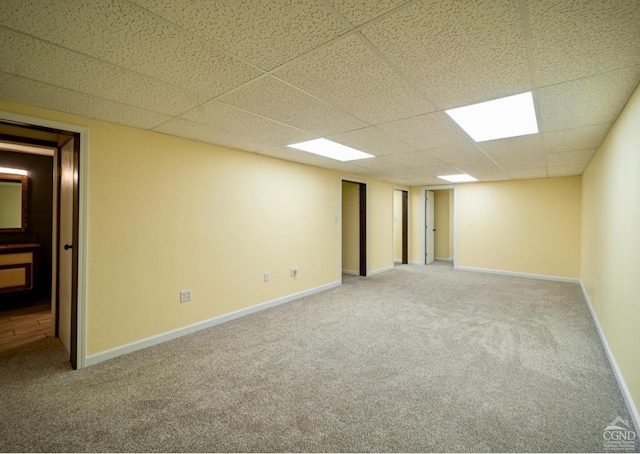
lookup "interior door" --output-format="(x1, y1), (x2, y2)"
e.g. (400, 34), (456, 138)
(57, 135), (78, 367)
(426, 190), (434, 264)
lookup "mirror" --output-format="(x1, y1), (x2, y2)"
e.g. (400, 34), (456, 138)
(0, 173), (28, 232)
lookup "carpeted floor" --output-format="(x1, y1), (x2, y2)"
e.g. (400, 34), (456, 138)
(0, 263), (636, 452)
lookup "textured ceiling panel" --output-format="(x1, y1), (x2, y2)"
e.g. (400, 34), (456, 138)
(349, 154), (411, 173)
(529, 0), (640, 87)
(397, 151), (446, 169)
(478, 135), (545, 160)
(154, 118), (275, 153)
(362, 0), (532, 109)
(537, 67), (640, 132)
(542, 123), (610, 154)
(326, 0), (413, 26)
(219, 76), (367, 136)
(181, 101), (316, 146)
(0, 28), (206, 117)
(493, 154), (547, 171)
(275, 34), (435, 125)
(0, 0), (262, 97)
(377, 112), (471, 150)
(508, 168), (548, 179)
(426, 144), (491, 165)
(453, 161), (505, 175)
(546, 149), (596, 168)
(548, 164), (588, 177)
(327, 126), (417, 156)
(129, 0), (350, 70)
(0, 72), (171, 130)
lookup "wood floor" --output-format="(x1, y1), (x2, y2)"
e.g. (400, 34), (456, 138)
(0, 304), (53, 352)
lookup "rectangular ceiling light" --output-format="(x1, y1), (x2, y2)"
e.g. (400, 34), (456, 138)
(287, 138), (374, 162)
(438, 174), (477, 183)
(445, 92), (538, 142)
(0, 166), (28, 175)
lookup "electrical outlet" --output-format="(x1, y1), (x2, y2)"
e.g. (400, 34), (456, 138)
(180, 289), (192, 303)
(334, 215), (339, 223)
(290, 267), (298, 277)
(264, 272), (269, 282)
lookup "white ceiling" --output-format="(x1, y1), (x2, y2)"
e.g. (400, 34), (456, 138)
(1, 0), (639, 185)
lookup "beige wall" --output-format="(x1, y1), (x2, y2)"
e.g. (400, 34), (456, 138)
(342, 181), (360, 272)
(0, 100), (397, 355)
(581, 82), (640, 408)
(393, 190), (403, 261)
(434, 190), (452, 260)
(457, 177), (581, 278)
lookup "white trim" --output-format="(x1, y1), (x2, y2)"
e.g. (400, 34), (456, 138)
(367, 265), (394, 276)
(340, 177), (368, 282)
(86, 280), (341, 366)
(580, 282), (640, 432)
(342, 269), (359, 276)
(0, 110), (89, 369)
(420, 185), (457, 267)
(393, 258), (402, 263)
(455, 265), (580, 283)
(409, 261), (421, 265)
(435, 257), (453, 262)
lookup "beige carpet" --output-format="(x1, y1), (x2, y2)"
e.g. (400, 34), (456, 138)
(0, 263), (636, 452)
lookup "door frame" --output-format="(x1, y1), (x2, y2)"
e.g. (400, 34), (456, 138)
(1, 110), (89, 369)
(340, 177), (368, 279)
(392, 187), (409, 265)
(420, 185), (458, 267)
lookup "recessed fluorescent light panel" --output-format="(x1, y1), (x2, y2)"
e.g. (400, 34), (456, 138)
(0, 166), (27, 176)
(287, 138), (374, 162)
(438, 174), (477, 183)
(445, 92), (538, 142)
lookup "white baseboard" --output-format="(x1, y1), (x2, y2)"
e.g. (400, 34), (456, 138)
(367, 265), (394, 276)
(409, 261), (422, 265)
(86, 280), (341, 367)
(455, 265), (580, 284)
(393, 258), (402, 263)
(342, 269), (359, 276)
(580, 282), (640, 432)
(435, 257), (453, 262)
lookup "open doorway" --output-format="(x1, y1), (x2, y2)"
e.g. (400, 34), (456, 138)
(0, 117), (84, 369)
(341, 180), (367, 277)
(422, 187), (455, 266)
(393, 189), (408, 266)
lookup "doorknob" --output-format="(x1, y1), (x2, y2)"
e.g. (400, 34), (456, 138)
(64, 244), (73, 250)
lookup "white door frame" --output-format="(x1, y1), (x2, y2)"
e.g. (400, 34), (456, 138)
(420, 185), (458, 268)
(340, 177), (368, 280)
(1, 110), (89, 369)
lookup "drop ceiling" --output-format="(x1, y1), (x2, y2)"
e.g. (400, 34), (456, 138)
(0, 0), (639, 185)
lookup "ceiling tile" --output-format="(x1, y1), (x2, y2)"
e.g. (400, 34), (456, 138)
(453, 161), (505, 175)
(508, 168), (548, 179)
(478, 135), (544, 160)
(546, 149), (596, 168)
(537, 67), (640, 132)
(493, 154), (547, 171)
(0, 72), (171, 130)
(548, 164), (588, 177)
(275, 34), (435, 125)
(181, 101), (316, 146)
(0, 0), (262, 97)
(398, 151), (446, 169)
(361, 0), (532, 109)
(542, 124), (610, 154)
(129, 0), (350, 70)
(219, 76), (367, 136)
(0, 28), (206, 116)
(154, 118), (276, 153)
(426, 143), (491, 165)
(326, 0), (412, 26)
(327, 126), (417, 156)
(529, 0), (640, 86)
(377, 112), (472, 150)
(350, 154), (411, 173)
